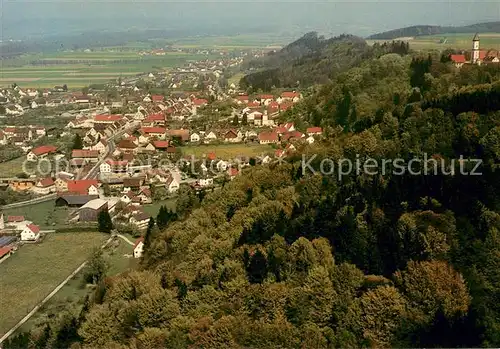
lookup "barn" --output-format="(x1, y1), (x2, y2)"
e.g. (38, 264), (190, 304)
(78, 199), (109, 222)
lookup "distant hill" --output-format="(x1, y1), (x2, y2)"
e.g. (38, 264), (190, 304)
(239, 32), (370, 91)
(368, 21), (500, 40)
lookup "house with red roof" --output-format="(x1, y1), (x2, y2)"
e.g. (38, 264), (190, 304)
(282, 131), (305, 142)
(94, 114), (122, 124)
(279, 91), (302, 103)
(259, 131), (279, 145)
(207, 152), (217, 161)
(21, 224), (41, 241)
(100, 159), (128, 174)
(307, 127), (323, 136)
(236, 95), (249, 104)
(152, 141), (170, 151)
(32, 178), (55, 195)
(27, 145), (58, 161)
(151, 95), (165, 103)
(143, 113), (166, 126)
(268, 101), (280, 115)
(140, 127), (167, 139)
(167, 129), (190, 142)
(0, 246), (13, 262)
(192, 98), (208, 106)
(259, 94), (275, 105)
(118, 139), (139, 153)
(66, 180), (99, 196)
(450, 54), (467, 68)
(279, 103), (294, 112)
(72, 150), (99, 163)
(227, 167), (239, 180)
(7, 216), (25, 223)
(224, 129), (240, 143)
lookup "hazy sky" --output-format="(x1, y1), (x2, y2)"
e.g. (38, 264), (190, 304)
(2, 0), (499, 39)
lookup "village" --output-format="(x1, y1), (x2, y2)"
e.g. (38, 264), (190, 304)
(0, 51), (325, 264)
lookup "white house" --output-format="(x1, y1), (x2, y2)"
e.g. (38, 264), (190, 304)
(32, 178), (55, 195)
(204, 131), (218, 143)
(190, 133), (200, 143)
(120, 193), (132, 204)
(91, 140), (108, 154)
(100, 162), (112, 174)
(216, 160), (230, 172)
(306, 136), (315, 144)
(130, 213), (150, 231)
(21, 224), (41, 241)
(166, 176), (180, 193)
(87, 185), (99, 196)
(199, 178), (214, 187)
(133, 237), (144, 258)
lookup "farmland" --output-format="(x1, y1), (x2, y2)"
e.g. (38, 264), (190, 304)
(17, 238), (137, 334)
(0, 157), (28, 177)
(169, 34), (290, 49)
(182, 143), (275, 160)
(0, 50), (218, 88)
(0, 232), (108, 336)
(1, 200), (71, 229)
(367, 32), (500, 51)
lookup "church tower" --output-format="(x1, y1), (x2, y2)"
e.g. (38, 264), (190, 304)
(472, 33), (480, 64)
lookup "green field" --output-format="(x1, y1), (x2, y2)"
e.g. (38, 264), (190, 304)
(170, 34), (290, 49)
(0, 51), (217, 88)
(182, 143), (274, 160)
(2, 200), (70, 229)
(367, 32), (500, 51)
(143, 198), (177, 216)
(0, 157), (27, 177)
(0, 232), (108, 336)
(17, 238), (136, 334)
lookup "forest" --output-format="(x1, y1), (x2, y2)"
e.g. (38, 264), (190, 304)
(239, 32), (410, 92)
(4, 35), (500, 349)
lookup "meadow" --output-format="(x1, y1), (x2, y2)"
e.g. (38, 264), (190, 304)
(367, 32), (500, 51)
(0, 157), (28, 177)
(0, 232), (108, 336)
(17, 237), (137, 334)
(1, 200), (70, 229)
(182, 143), (275, 160)
(169, 34), (290, 49)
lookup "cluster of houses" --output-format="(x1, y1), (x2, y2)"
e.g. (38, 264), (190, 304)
(0, 214), (44, 262)
(0, 125), (49, 150)
(0, 214), (42, 243)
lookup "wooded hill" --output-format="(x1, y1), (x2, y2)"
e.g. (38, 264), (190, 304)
(367, 21), (500, 40)
(239, 32), (409, 92)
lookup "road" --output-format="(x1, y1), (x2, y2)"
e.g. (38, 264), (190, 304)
(83, 124), (129, 180)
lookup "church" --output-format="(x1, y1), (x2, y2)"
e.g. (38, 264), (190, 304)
(450, 34), (500, 68)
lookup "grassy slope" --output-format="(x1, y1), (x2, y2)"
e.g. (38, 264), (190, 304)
(0, 232), (107, 336)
